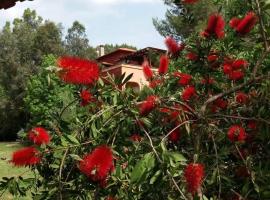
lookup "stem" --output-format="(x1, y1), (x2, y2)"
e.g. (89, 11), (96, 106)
(59, 99), (77, 120)
(137, 117), (188, 199)
(167, 170), (188, 200)
(200, 74), (267, 114)
(209, 114), (270, 125)
(255, 0), (268, 50)
(211, 136), (222, 199)
(161, 120), (196, 143)
(58, 148), (69, 200)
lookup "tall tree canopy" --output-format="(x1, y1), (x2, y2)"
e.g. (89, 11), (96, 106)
(153, 0), (217, 40)
(65, 21), (97, 59)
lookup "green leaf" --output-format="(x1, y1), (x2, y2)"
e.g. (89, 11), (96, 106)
(91, 123), (98, 139)
(64, 134), (80, 145)
(122, 73), (133, 85)
(150, 170), (162, 184)
(130, 153), (156, 184)
(69, 154), (83, 161)
(98, 78), (104, 86)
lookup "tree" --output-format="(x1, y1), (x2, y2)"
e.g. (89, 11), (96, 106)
(103, 43), (137, 54)
(33, 21), (64, 65)
(153, 0), (217, 40)
(0, 22), (25, 140)
(0, 9), (64, 139)
(65, 21), (97, 59)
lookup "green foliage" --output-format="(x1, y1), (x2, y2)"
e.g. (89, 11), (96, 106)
(65, 21), (97, 59)
(103, 44), (137, 54)
(24, 55), (77, 128)
(153, 0), (217, 40)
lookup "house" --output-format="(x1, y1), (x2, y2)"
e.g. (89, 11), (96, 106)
(96, 46), (166, 91)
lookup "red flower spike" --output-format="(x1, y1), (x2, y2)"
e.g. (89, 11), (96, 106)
(215, 98), (228, 110)
(227, 125), (247, 142)
(158, 55), (169, 75)
(229, 17), (241, 28)
(149, 79), (163, 88)
(142, 61), (153, 80)
(174, 73), (192, 86)
(80, 90), (92, 106)
(235, 12), (258, 35)
(223, 63), (233, 74)
(236, 92), (249, 104)
(247, 120), (257, 130)
(207, 54), (218, 62)
(57, 56), (99, 85)
(186, 52), (198, 61)
(79, 145), (114, 183)
(28, 127), (50, 146)
(184, 163), (205, 195)
(130, 134), (142, 142)
(235, 166), (250, 178)
(202, 14), (225, 39)
(229, 70), (244, 81)
(201, 77), (214, 85)
(168, 129), (181, 143)
(139, 95), (159, 116)
(11, 147), (41, 167)
(182, 86), (196, 101)
(232, 59), (248, 70)
(106, 196), (117, 200)
(165, 37), (185, 55)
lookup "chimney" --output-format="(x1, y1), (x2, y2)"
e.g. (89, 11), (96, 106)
(97, 45), (105, 57)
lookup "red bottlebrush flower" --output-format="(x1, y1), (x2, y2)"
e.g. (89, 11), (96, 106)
(202, 14), (225, 39)
(207, 54), (218, 62)
(235, 12), (258, 35)
(139, 95), (159, 116)
(232, 59), (248, 70)
(165, 37), (185, 55)
(201, 77), (214, 85)
(229, 70), (244, 81)
(247, 120), (257, 130)
(80, 90), (92, 106)
(28, 127), (50, 146)
(184, 163), (205, 195)
(79, 145), (114, 183)
(182, 86), (196, 101)
(223, 63), (233, 74)
(236, 92), (249, 104)
(235, 166), (250, 178)
(106, 196), (117, 200)
(142, 61), (153, 80)
(158, 55), (169, 75)
(182, 0), (199, 4)
(11, 147), (41, 167)
(57, 56), (99, 85)
(186, 52), (198, 61)
(130, 134), (142, 142)
(215, 98), (228, 110)
(175, 73), (192, 86)
(168, 129), (181, 143)
(227, 125), (247, 142)
(229, 17), (241, 29)
(149, 79), (163, 88)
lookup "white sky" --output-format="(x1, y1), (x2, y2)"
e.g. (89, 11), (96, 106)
(0, 0), (167, 49)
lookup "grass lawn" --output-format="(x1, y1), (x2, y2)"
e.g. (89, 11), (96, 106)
(0, 142), (32, 200)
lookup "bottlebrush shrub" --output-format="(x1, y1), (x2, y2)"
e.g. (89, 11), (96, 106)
(1, 1), (270, 200)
